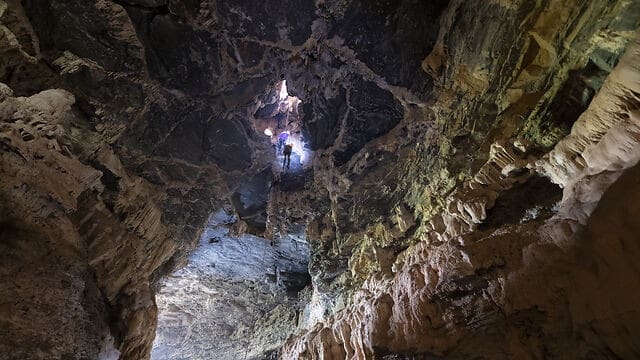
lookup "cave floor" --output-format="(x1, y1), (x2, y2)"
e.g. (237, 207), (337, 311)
(151, 210), (309, 360)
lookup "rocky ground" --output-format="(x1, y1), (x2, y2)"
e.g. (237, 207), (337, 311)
(152, 210), (309, 360)
(1, 0), (639, 359)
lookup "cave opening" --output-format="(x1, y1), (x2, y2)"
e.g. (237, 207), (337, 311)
(151, 79), (315, 360)
(253, 80), (313, 170)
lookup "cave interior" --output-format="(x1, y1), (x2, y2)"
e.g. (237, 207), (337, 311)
(1, 0), (640, 360)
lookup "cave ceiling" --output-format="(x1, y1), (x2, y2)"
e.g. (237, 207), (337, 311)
(1, 0), (640, 359)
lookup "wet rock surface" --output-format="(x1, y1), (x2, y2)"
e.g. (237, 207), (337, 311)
(0, 0), (639, 359)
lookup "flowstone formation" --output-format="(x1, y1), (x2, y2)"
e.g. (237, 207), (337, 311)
(0, 0), (639, 359)
(282, 36), (640, 358)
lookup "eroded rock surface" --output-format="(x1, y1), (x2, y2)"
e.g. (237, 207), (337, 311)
(1, 0), (639, 359)
(281, 28), (640, 360)
(152, 210), (309, 360)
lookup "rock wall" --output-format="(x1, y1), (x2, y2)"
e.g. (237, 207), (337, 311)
(152, 210), (310, 360)
(281, 26), (640, 360)
(300, 0), (640, 302)
(0, 0), (277, 358)
(1, 0), (639, 359)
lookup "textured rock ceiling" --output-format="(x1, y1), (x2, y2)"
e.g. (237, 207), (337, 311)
(0, 0), (640, 359)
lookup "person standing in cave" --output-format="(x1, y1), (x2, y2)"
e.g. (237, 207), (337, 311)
(277, 131), (289, 153)
(283, 143), (292, 170)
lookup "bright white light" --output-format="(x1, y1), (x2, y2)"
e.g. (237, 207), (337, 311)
(287, 135), (313, 164)
(287, 96), (301, 108)
(279, 80), (288, 100)
(263, 128), (273, 136)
